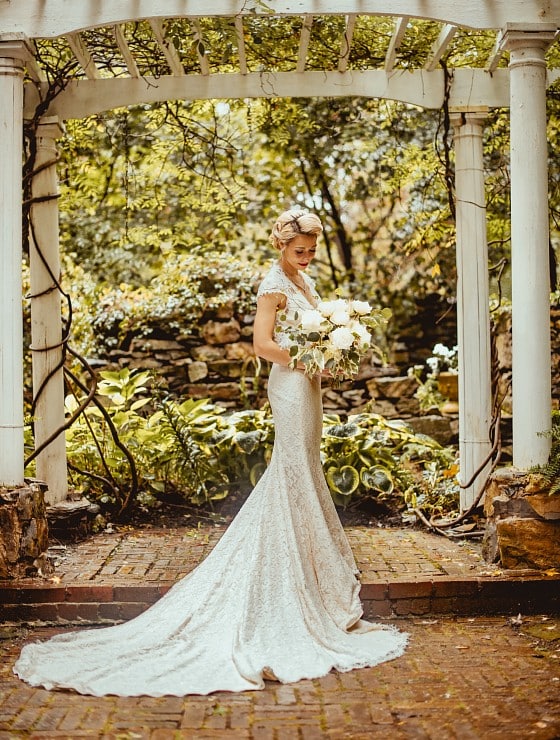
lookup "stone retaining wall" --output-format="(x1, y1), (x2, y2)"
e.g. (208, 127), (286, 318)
(93, 300), (560, 430)
(483, 468), (560, 570)
(0, 483), (48, 579)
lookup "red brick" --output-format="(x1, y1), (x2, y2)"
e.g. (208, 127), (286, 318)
(431, 578), (480, 598)
(388, 581), (433, 599)
(362, 601), (394, 619)
(392, 598), (431, 616)
(72, 603), (101, 621)
(112, 586), (164, 602)
(359, 582), (388, 600)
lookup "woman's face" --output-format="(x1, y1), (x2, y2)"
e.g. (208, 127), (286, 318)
(281, 234), (317, 272)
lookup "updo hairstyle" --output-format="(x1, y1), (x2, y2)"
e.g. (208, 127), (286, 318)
(270, 209), (323, 250)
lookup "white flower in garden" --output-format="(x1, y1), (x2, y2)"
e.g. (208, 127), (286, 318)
(351, 300), (372, 316)
(330, 308), (351, 326)
(426, 357), (439, 373)
(300, 309), (324, 333)
(317, 298), (347, 317)
(350, 320), (371, 346)
(433, 343), (452, 359)
(330, 326), (355, 350)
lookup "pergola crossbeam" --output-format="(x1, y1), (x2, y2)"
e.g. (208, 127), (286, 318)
(113, 24), (140, 78)
(338, 14), (357, 73)
(234, 16), (248, 75)
(297, 14), (313, 73)
(424, 23), (457, 71)
(385, 16), (409, 73)
(65, 32), (101, 80)
(485, 35), (505, 73)
(148, 18), (185, 77)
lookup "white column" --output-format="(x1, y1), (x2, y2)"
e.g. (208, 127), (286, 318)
(451, 111), (492, 510)
(29, 117), (68, 504)
(501, 27), (556, 468)
(0, 42), (29, 486)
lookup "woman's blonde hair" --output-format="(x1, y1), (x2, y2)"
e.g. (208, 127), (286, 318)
(270, 208), (323, 250)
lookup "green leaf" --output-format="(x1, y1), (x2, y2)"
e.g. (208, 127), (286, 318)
(326, 465), (360, 495)
(361, 466), (394, 494)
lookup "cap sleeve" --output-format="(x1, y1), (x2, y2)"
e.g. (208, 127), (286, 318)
(257, 263), (290, 299)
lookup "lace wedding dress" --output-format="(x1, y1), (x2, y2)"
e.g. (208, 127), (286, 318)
(14, 262), (407, 697)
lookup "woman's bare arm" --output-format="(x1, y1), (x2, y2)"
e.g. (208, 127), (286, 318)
(253, 293), (293, 366)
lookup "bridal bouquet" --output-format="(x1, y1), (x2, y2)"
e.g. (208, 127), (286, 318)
(288, 297), (391, 382)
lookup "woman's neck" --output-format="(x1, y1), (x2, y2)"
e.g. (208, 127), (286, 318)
(279, 260), (303, 284)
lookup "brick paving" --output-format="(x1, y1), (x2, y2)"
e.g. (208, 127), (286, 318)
(1, 525), (558, 623)
(1, 525), (560, 736)
(0, 615), (559, 738)
(6, 525), (495, 587)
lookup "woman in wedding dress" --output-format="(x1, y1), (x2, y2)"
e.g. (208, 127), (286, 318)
(14, 208), (407, 697)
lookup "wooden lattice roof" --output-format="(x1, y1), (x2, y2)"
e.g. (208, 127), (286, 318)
(1, 2), (559, 118)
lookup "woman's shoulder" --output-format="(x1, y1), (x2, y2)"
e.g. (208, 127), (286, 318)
(257, 261), (289, 298)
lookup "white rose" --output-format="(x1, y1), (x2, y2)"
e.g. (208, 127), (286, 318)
(351, 300), (372, 316)
(317, 298), (347, 318)
(330, 326), (354, 350)
(350, 320), (371, 346)
(330, 309), (351, 326)
(300, 309), (324, 333)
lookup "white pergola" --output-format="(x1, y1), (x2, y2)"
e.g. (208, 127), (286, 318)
(1, 1), (558, 510)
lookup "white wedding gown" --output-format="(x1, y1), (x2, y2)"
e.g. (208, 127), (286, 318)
(14, 262), (407, 697)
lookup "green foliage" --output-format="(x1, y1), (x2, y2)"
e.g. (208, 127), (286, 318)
(64, 250), (257, 355)
(143, 397), (229, 504)
(64, 368), (151, 510)
(533, 411), (560, 496)
(321, 413), (457, 509)
(63, 369), (458, 518)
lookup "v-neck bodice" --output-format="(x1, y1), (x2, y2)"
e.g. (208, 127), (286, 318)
(257, 262), (320, 349)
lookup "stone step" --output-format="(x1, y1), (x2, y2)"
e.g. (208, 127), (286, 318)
(1, 577), (558, 624)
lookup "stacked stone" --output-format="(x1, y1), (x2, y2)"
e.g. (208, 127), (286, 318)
(483, 468), (560, 570)
(0, 483), (48, 578)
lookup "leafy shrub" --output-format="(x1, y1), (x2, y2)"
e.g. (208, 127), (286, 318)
(62, 369), (459, 519)
(532, 410), (560, 496)
(65, 251), (257, 355)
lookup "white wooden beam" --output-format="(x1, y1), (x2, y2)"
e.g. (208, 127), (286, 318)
(113, 24), (140, 78)
(234, 16), (248, 74)
(503, 29), (556, 468)
(296, 14), (313, 74)
(0, 47), (27, 486)
(29, 118), (69, 504)
(25, 68), (512, 120)
(485, 35), (505, 73)
(65, 33), (102, 79)
(450, 111), (492, 511)
(338, 14), (356, 73)
(24, 40), (47, 82)
(148, 18), (185, 76)
(4, 1), (560, 38)
(424, 23), (457, 71)
(385, 16), (409, 73)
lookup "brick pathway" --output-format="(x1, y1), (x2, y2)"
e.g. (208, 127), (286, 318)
(2, 526), (558, 623)
(1, 615), (559, 738)
(38, 525), (491, 585)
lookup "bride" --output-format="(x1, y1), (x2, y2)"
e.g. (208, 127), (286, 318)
(14, 208), (407, 697)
